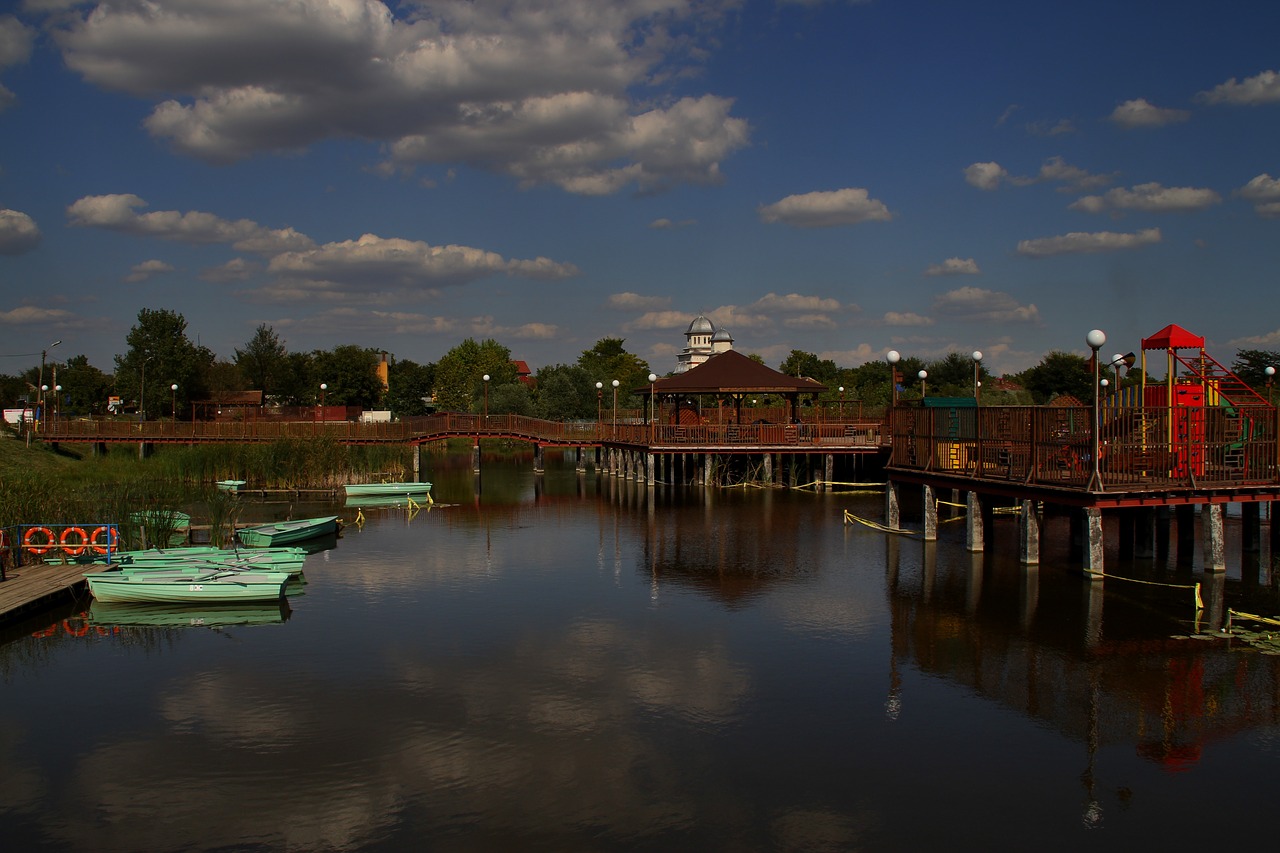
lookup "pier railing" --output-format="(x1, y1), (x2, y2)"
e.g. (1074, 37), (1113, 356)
(886, 404), (1280, 490)
(41, 413), (884, 450)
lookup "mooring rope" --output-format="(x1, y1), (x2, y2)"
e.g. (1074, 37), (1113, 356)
(842, 510), (917, 535)
(1084, 570), (1204, 610)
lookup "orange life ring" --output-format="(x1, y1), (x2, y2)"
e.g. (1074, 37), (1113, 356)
(0, 529), (8, 549)
(23, 526), (55, 555)
(89, 526), (119, 555)
(61, 526), (89, 556)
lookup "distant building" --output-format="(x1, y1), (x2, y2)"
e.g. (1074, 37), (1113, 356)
(676, 314), (734, 373)
(513, 360), (534, 386)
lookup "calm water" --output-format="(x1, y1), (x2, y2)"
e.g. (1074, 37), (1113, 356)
(2, 451), (1279, 852)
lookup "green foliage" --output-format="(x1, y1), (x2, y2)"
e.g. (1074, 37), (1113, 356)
(1014, 351), (1093, 404)
(489, 382), (533, 416)
(312, 345), (384, 408)
(386, 357), (436, 416)
(1232, 348), (1280, 389)
(234, 324), (288, 395)
(115, 308), (214, 419)
(533, 364), (597, 419)
(778, 350), (838, 385)
(434, 338), (515, 412)
(576, 338), (650, 405)
(920, 352), (987, 398)
(54, 354), (114, 415)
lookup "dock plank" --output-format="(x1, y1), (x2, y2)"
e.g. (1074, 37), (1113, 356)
(0, 561), (102, 624)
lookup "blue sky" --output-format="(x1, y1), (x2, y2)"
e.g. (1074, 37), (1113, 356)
(2, 0), (1279, 379)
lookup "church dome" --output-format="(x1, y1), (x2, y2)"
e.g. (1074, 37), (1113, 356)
(711, 328), (733, 343)
(686, 314), (715, 335)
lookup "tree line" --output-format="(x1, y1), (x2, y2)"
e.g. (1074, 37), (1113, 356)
(5, 307), (1278, 420)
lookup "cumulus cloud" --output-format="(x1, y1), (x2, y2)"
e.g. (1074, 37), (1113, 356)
(1236, 174), (1280, 217)
(44, 1), (750, 195)
(1068, 183), (1221, 214)
(924, 257), (979, 276)
(628, 310), (702, 331)
(965, 157), (1113, 193)
(932, 287), (1039, 323)
(648, 218), (696, 230)
(267, 234), (579, 293)
(66, 194), (315, 253)
(0, 305), (75, 324)
(1196, 69), (1280, 106)
(749, 292), (842, 313)
(1230, 328), (1280, 347)
(0, 208), (42, 254)
(608, 292), (671, 310)
(1016, 227), (1162, 257)
(1109, 98), (1190, 129)
(757, 188), (892, 227)
(200, 258), (259, 282)
(0, 14), (34, 111)
(469, 316), (560, 339)
(782, 314), (837, 329)
(275, 307), (457, 336)
(124, 259), (175, 282)
(883, 312), (934, 327)
(1025, 118), (1075, 137)
(964, 162), (1008, 191)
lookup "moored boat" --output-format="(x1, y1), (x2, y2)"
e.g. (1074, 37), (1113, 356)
(85, 570), (291, 604)
(215, 479), (247, 492)
(99, 546), (307, 575)
(237, 515), (341, 547)
(343, 481), (432, 498)
(90, 599), (291, 628)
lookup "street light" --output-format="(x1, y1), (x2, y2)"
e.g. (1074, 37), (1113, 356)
(611, 378), (622, 438)
(482, 374), (490, 419)
(972, 351), (983, 404)
(596, 381), (603, 431)
(886, 350), (901, 408)
(1086, 329), (1106, 492)
(171, 383), (178, 419)
(918, 369), (928, 398)
(40, 385), (48, 431)
(53, 384), (61, 432)
(37, 339), (61, 431)
(139, 354), (153, 421)
(648, 373), (657, 443)
(1266, 366), (1276, 405)
(319, 383), (327, 423)
(838, 386), (845, 420)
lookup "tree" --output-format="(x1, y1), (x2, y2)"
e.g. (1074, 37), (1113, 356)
(312, 345), (384, 408)
(532, 364), (597, 419)
(234, 324), (288, 396)
(921, 352), (987, 398)
(273, 351), (316, 406)
(489, 382), (534, 416)
(115, 308), (213, 419)
(779, 350), (838, 386)
(1015, 351), (1093, 404)
(56, 354), (113, 415)
(434, 338), (516, 412)
(1232, 348), (1280, 391)
(386, 357), (435, 416)
(576, 338), (650, 404)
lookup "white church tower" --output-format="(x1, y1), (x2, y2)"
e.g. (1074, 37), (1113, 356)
(676, 314), (734, 372)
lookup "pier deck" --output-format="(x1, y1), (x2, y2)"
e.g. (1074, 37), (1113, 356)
(0, 561), (100, 625)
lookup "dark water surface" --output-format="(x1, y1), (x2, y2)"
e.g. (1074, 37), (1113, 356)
(2, 452), (1279, 851)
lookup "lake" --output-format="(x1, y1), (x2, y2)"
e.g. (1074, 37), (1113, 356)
(2, 449), (1279, 852)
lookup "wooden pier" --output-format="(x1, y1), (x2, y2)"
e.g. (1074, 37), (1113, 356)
(0, 561), (101, 625)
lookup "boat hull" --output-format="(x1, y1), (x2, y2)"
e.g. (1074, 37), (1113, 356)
(343, 482), (432, 498)
(237, 516), (341, 547)
(86, 571), (290, 603)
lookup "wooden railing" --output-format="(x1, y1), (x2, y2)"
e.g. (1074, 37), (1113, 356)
(886, 405), (1280, 490)
(41, 413), (884, 450)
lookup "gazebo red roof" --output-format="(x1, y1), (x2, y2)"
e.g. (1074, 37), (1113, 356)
(650, 350), (827, 396)
(1142, 324), (1204, 351)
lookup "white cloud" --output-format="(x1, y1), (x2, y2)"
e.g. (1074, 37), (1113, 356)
(1068, 183), (1221, 214)
(124, 259), (175, 282)
(648, 218), (696, 230)
(923, 257), (979, 276)
(749, 292), (842, 313)
(0, 14), (33, 110)
(758, 188), (892, 228)
(628, 310), (700, 331)
(782, 314), (838, 329)
(608, 292), (671, 311)
(1026, 118), (1075, 137)
(0, 305), (75, 324)
(1236, 174), (1280, 217)
(932, 287), (1039, 323)
(1109, 98), (1190, 129)
(1196, 69), (1280, 106)
(66, 194), (316, 253)
(200, 258), (259, 282)
(1016, 227), (1162, 258)
(274, 307), (457, 336)
(45, 1), (750, 194)
(883, 311), (934, 327)
(267, 233), (579, 292)
(0, 208), (41, 254)
(964, 162), (1008, 190)
(469, 317), (560, 340)
(1230, 328), (1280, 347)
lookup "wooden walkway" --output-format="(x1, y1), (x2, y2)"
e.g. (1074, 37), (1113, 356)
(0, 560), (102, 625)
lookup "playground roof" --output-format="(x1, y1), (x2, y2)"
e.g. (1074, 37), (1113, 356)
(649, 350), (827, 396)
(1142, 324), (1204, 351)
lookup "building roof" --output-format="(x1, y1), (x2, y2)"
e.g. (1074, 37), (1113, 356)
(650, 350), (827, 395)
(686, 314), (715, 335)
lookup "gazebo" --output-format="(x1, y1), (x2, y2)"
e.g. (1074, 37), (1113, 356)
(643, 350), (827, 424)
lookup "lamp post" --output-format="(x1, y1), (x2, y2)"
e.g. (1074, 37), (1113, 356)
(838, 386), (845, 420)
(596, 381), (603, 434)
(648, 373), (657, 443)
(1086, 329), (1106, 492)
(37, 339), (61, 431)
(918, 369), (928, 398)
(53, 384), (61, 432)
(170, 383), (178, 419)
(611, 379), (619, 438)
(139, 354), (153, 422)
(482, 374), (490, 420)
(320, 383), (327, 423)
(40, 384), (48, 432)
(972, 351), (983, 404)
(1266, 366), (1276, 405)
(886, 350), (901, 409)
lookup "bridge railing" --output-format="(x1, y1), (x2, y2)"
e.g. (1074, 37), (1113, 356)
(886, 404), (1280, 490)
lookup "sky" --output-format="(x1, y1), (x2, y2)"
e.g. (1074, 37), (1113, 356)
(2, 0), (1280, 381)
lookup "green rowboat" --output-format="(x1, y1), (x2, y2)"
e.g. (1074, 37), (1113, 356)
(237, 516), (341, 547)
(86, 570), (291, 604)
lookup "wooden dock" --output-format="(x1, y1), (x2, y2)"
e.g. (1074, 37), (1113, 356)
(0, 561), (102, 625)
